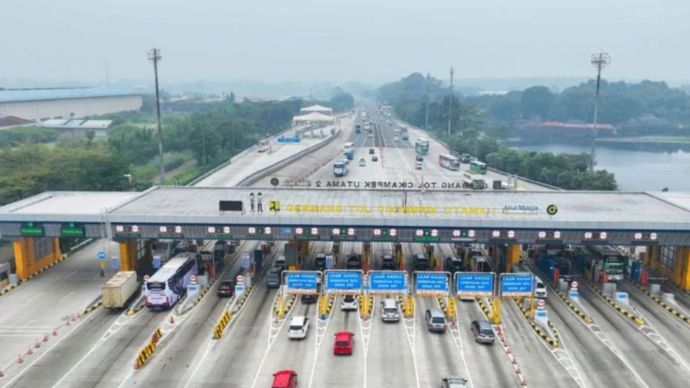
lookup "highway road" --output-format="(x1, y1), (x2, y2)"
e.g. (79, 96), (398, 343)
(4, 104), (690, 388)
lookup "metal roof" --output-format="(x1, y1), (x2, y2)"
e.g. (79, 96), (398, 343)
(0, 88), (140, 103)
(2, 187), (690, 231)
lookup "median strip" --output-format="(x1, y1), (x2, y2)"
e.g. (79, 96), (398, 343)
(553, 289), (594, 324)
(588, 282), (645, 326)
(631, 282), (690, 326)
(514, 297), (559, 349)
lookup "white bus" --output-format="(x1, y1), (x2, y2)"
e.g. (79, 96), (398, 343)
(145, 253), (198, 310)
(438, 154), (460, 171)
(343, 142), (354, 151)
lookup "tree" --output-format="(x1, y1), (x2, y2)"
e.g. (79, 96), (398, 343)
(520, 86), (554, 119)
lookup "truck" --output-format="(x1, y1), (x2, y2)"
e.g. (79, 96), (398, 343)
(462, 172), (487, 190)
(344, 149), (354, 160)
(102, 271), (138, 309)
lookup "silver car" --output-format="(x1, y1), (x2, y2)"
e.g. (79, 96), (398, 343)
(425, 308), (447, 333)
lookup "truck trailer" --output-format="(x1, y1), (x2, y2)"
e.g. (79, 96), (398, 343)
(102, 271), (138, 309)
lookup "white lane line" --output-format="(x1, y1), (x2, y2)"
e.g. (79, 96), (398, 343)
(26, 293), (42, 303)
(49, 311), (147, 388)
(0, 311), (98, 388)
(450, 301), (475, 388)
(307, 296), (334, 388)
(58, 291), (75, 304)
(249, 309), (289, 388)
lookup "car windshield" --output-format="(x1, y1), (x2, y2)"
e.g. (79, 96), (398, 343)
(344, 296), (355, 302)
(289, 325), (303, 331)
(336, 341), (348, 346)
(480, 329), (494, 335)
(432, 317), (446, 324)
(384, 308), (397, 314)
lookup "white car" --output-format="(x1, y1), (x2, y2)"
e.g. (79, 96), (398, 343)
(341, 294), (358, 311)
(288, 316), (309, 339)
(359, 158), (366, 167)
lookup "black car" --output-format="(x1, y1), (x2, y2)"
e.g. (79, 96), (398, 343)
(315, 253), (327, 270)
(346, 254), (362, 269)
(369, 148), (375, 155)
(416, 154), (423, 162)
(444, 256), (464, 273)
(381, 254), (395, 270)
(301, 293), (318, 304)
(216, 280), (235, 297)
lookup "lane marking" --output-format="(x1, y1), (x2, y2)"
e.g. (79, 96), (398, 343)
(249, 304), (290, 388)
(58, 292), (75, 304)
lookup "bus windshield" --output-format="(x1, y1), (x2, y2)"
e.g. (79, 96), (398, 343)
(470, 160), (487, 174)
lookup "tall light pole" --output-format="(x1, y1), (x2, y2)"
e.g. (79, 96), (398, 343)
(448, 67), (454, 137)
(424, 73), (431, 130)
(590, 52), (610, 171)
(148, 48), (165, 185)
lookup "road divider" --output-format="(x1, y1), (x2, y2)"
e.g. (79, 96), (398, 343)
(553, 288), (593, 324)
(514, 297), (559, 349)
(493, 325), (528, 386)
(476, 296), (492, 319)
(82, 298), (103, 316)
(133, 327), (164, 369)
(587, 282), (645, 326)
(318, 293), (335, 319)
(398, 294), (414, 318)
(213, 311), (232, 340)
(359, 294), (373, 320)
(631, 282), (690, 326)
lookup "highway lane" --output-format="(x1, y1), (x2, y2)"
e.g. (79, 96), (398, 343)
(500, 299), (576, 387)
(546, 285), (641, 388)
(0, 239), (119, 378)
(578, 283), (690, 387)
(619, 280), (690, 363)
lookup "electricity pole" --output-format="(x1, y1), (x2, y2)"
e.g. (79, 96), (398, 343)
(590, 52), (610, 172)
(148, 48), (165, 185)
(448, 67), (454, 137)
(424, 73), (430, 130)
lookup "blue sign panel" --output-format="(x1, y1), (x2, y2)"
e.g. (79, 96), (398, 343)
(415, 272), (449, 295)
(110, 256), (120, 270)
(97, 250), (106, 261)
(456, 272), (494, 297)
(325, 271), (362, 294)
(277, 136), (301, 143)
(500, 274), (534, 296)
(369, 271), (407, 294)
(286, 271), (319, 294)
(152, 255), (161, 269)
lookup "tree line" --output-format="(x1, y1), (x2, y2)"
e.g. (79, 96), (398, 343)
(377, 73), (617, 190)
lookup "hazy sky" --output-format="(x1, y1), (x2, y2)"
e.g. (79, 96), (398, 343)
(1, 0), (688, 84)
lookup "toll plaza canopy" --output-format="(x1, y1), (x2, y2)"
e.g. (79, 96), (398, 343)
(2, 187), (690, 245)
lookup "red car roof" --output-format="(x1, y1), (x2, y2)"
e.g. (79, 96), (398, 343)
(273, 369), (296, 386)
(335, 331), (353, 340)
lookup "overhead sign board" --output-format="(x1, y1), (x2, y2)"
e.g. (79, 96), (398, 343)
(285, 271), (320, 294)
(325, 270), (362, 294)
(60, 223), (85, 237)
(415, 271), (449, 295)
(369, 271), (407, 294)
(20, 223), (44, 237)
(500, 273), (534, 297)
(455, 272), (495, 297)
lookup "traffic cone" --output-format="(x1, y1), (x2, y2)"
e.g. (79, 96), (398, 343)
(52, 328), (58, 336)
(17, 354), (23, 364)
(34, 341), (41, 349)
(27, 347), (33, 355)
(43, 333), (49, 342)
(169, 316), (175, 324)
(1, 368), (4, 377)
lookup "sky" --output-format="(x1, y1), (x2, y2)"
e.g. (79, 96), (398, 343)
(1, 0), (688, 86)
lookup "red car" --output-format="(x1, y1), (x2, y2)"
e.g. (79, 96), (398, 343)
(272, 369), (298, 388)
(216, 280), (235, 297)
(333, 331), (354, 355)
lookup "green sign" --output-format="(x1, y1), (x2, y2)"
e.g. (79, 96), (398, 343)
(61, 223), (85, 237)
(413, 229), (440, 243)
(20, 223), (44, 237)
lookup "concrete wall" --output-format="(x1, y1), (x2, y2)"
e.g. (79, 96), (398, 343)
(0, 95), (143, 121)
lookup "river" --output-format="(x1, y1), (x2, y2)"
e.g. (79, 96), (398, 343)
(509, 141), (690, 191)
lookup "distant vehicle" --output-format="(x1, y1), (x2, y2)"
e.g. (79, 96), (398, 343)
(469, 160), (488, 174)
(414, 253), (429, 270)
(470, 319), (495, 344)
(535, 276), (547, 298)
(266, 266), (283, 288)
(470, 255), (492, 273)
(274, 255), (287, 271)
(288, 316), (310, 339)
(341, 294), (358, 311)
(359, 158), (366, 167)
(400, 126), (409, 140)
(343, 142), (354, 151)
(145, 253), (198, 310)
(371, 154), (379, 162)
(444, 256), (464, 273)
(416, 154), (423, 162)
(462, 172), (487, 190)
(415, 138), (430, 155)
(394, 128), (400, 135)
(102, 271), (138, 309)
(461, 154), (472, 164)
(439, 154), (460, 171)
(355, 124), (361, 133)
(369, 148), (375, 154)
(301, 293), (317, 304)
(381, 254), (395, 270)
(425, 308), (447, 333)
(415, 160), (423, 170)
(346, 254), (362, 269)
(314, 253), (327, 270)
(257, 139), (270, 153)
(151, 239), (179, 265)
(216, 279), (235, 297)
(272, 369), (298, 388)
(333, 160), (349, 177)
(381, 298), (400, 322)
(584, 245), (628, 282)
(368, 133), (374, 138)
(333, 331), (355, 355)
(441, 377), (469, 388)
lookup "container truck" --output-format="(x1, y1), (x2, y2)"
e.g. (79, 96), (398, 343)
(462, 172), (487, 190)
(102, 271), (138, 309)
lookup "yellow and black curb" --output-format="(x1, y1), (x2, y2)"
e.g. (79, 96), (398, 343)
(514, 297), (559, 349)
(590, 284), (645, 326)
(213, 311), (232, 340)
(272, 294), (296, 317)
(127, 303), (146, 317)
(0, 283), (19, 297)
(554, 289), (594, 324)
(82, 300), (103, 316)
(133, 341), (157, 369)
(476, 296), (492, 318)
(398, 294), (414, 318)
(26, 254), (68, 281)
(633, 283), (690, 326)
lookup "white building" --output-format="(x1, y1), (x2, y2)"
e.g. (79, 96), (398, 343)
(299, 104), (333, 115)
(0, 88), (143, 121)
